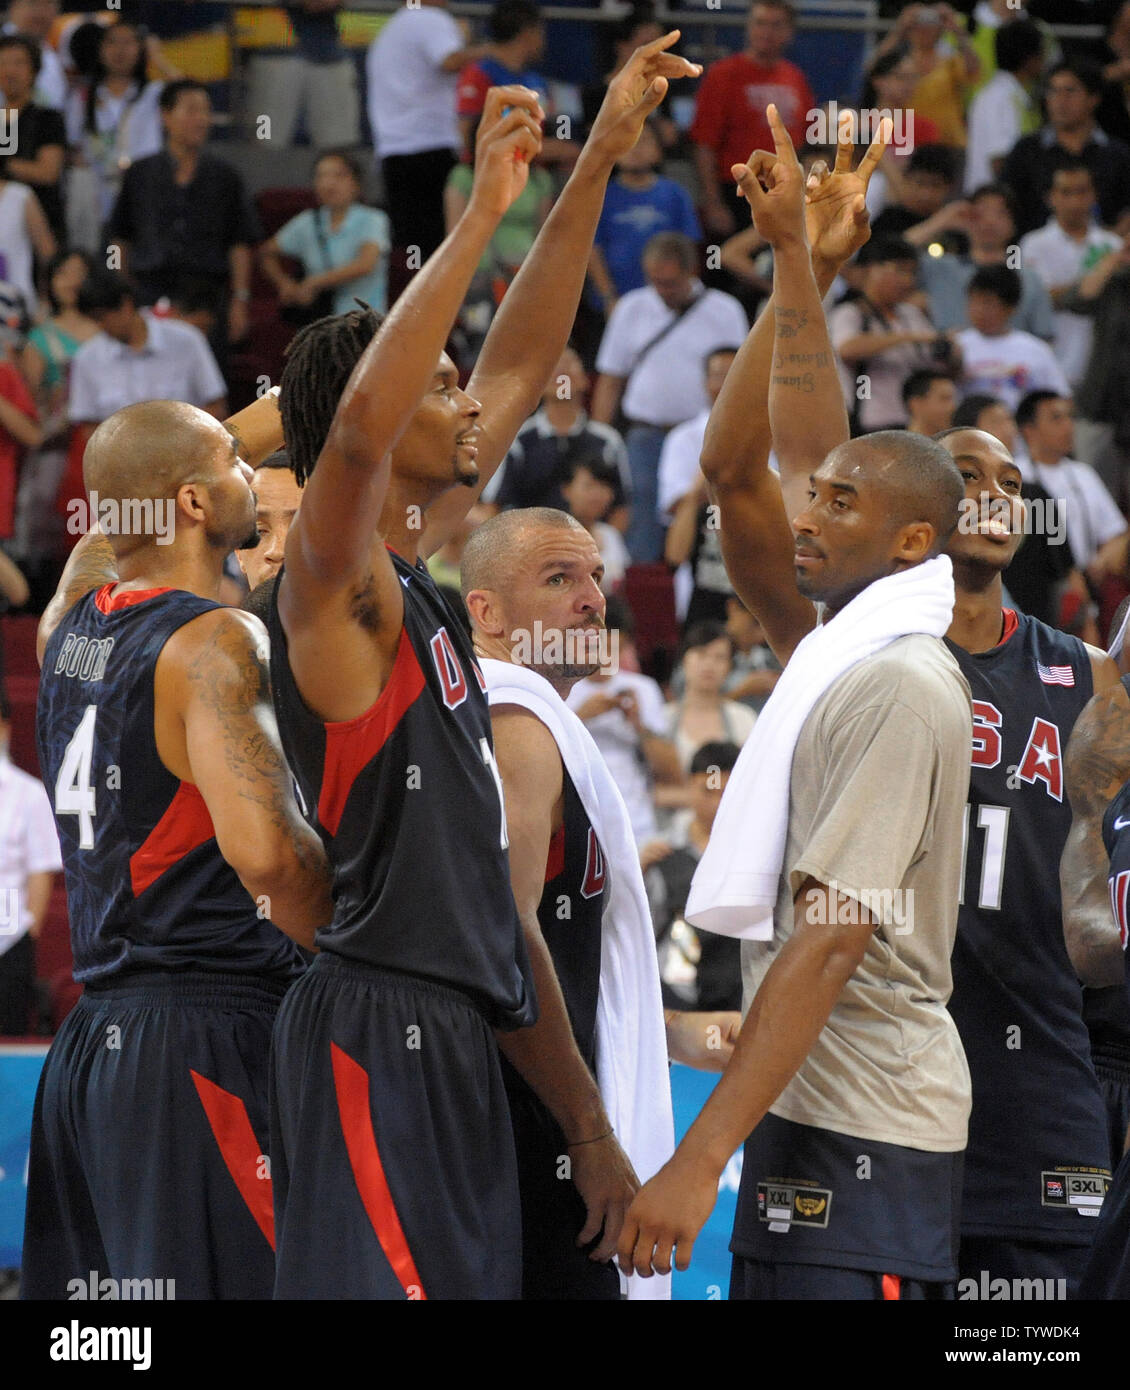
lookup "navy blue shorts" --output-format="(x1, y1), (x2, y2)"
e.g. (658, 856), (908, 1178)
(1094, 1060), (1130, 1166)
(729, 1256), (953, 1300)
(1079, 1144), (1130, 1299)
(21, 969), (289, 1301)
(958, 1237), (1088, 1301)
(503, 1064), (621, 1301)
(729, 1112), (962, 1294)
(270, 952), (522, 1300)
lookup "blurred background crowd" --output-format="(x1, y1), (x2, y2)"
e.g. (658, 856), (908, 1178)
(4, 0), (1130, 1024)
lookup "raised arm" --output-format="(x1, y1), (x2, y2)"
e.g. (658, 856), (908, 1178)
(36, 528), (118, 665)
(420, 32), (701, 555)
(1061, 681), (1130, 986)
(282, 87), (543, 619)
(158, 608), (333, 950)
(490, 705), (639, 1260)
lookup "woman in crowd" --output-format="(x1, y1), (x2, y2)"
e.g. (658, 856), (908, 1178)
(873, 2), (979, 148)
(662, 620), (755, 773)
(260, 148), (391, 320)
(16, 250), (95, 563)
(0, 169), (55, 315)
(65, 20), (178, 241)
(0, 34), (66, 243)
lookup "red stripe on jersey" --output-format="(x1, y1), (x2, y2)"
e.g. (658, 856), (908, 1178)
(994, 608), (1019, 648)
(93, 584), (174, 613)
(545, 825), (565, 883)
(190, 1070), (275, 1248)
(317, 627), (427, 836)
(881, 1273), (901, 1301)
(130, 780), (216, 897)
(330, 1041), (427, 1299)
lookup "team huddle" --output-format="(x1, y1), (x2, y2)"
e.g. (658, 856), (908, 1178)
(19, 32), (1130, 1302)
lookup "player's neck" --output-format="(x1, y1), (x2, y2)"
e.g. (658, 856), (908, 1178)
(948, 567), (1008, 654)
(114, 543), (226, 602)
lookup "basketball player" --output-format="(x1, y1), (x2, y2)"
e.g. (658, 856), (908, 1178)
(620, 107), (973, 1297)
(633, 106), (1117, 1294)
(235, 450), (302, 594)
(462, 506), (741, 1298)
(1062, 678), (1130, 1297)
(22, 401), (333, 1301)
(267, 41), (701, 1300)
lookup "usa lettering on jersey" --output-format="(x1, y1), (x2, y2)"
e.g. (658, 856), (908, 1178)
(970, 701), (1063, 801)
(1109, 870), (1130, 950)
(580, 828), (606, 901)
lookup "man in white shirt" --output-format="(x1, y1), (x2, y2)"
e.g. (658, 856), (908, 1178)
(0, 688), (61, 1033)
(964, 18), (1043, 193)
(591, 231), (747, 563)
(1019, 161), (1122, 388)
(367, 0), (489, 261)
(69, 269), (227, 430)
(1016, 388), (1128, 582)
(957, 265), (1070, 410)
(2, 0), (63, 109)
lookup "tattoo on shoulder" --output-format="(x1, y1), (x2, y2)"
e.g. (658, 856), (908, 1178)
(186, 617), (295, 831)
(63, 536), (119, 609)
(1068, 689), (1130, 814)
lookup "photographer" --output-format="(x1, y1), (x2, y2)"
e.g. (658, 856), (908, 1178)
(828, 235), (959, 433)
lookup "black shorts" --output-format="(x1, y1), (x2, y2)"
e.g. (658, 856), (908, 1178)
(503, 1064), (621, 1301)
(958, 1237), (1087, 1301)
(1079, 1144), (1130, 1299)
(270, 952), (522, 1300)
(729, 1255), (954, 1300)
(21, 969), (289, 1301)
(729, 1112), (963, 1292)
(1093, 1059), (1130, 1165)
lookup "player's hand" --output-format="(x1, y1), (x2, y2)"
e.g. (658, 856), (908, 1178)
(665, 1009), (742, 1071)
(569, 1131), (641, 1261)
(731, 104), (807, 251)
(804, 111), (890, 270)
(587, 31), (701, 167)
(618, 1155), (719, 1276)
(574, 691), (623, 721)
(468, 86), (545, 220)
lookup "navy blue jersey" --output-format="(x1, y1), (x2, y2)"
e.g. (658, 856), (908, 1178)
(36, 586), (303, 984)
(946, 610), (1110, 1241)
(1094, 729), (1130, 1064)
(267, 553), (534, 1029)
(537, 767), (605, 1072)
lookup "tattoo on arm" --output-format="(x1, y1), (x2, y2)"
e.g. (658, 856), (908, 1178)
(773, 308), (809, 340)
(61, 535), (119, 610)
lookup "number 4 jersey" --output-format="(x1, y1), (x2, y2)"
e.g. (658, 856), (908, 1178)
(266, 552), (535, 1029)
(36, 586), (304, 983)
(946, 609), (1111, 1242)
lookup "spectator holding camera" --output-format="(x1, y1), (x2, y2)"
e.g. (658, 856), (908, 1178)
(828, 236), (953, 434)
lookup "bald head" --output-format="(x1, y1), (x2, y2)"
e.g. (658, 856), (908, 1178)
(82, 400), (255, 558)
(833, 431), (964, 549)
(460, 507), (586, 601)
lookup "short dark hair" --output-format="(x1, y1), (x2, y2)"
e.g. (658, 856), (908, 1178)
(563, 454), (620, 493)
(642, 231), (698, 272)
(902, 367), (954, 407)
(488, 0), (542, 43)
(703, 344), (740, 374)
(995, 18), (1043, 74)
(752, 0), (796, 21)
(857, 235), (918, 268)
(968, 182), (1019, 223)
(1016, 389), (1066, 430)
(968, 264), (1022, 307)
(689, 740), (741, 777)
(0, 33), (40, 76)
(1047, 58), (1104, 97)
(315, 146), (365, 184)
(1049, 156), (1094, 184)
(77, 269), (136, 316)
(680, 619), (733, 662)
(167, 274), (223, 319)
(159, 78), (209, 114)
(255, 450), (293, 474)
(906, 145), (957, 183)
(951, 393), (1007, 429)
(853, 430), (966, 548)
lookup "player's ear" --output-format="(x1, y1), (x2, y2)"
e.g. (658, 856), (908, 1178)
(464, 588), (506, 639)
(175, 480), (209, 527)
(894, 520), (935, 565)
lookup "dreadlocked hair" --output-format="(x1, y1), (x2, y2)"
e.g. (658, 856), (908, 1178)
(279, 303), (385, 486)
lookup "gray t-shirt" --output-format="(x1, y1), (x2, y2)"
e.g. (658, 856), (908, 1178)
(741, 633), (973, 1153)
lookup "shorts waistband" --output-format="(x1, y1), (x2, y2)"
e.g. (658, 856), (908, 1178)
(311, 951), (491, 1021)
(81, 967), (295, 1012)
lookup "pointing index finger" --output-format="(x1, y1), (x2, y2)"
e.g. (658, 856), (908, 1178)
(856, 116), (893, 185)
(766, 102), (798, 164)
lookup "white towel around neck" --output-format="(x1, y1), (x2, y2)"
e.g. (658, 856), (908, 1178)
(481, 657), (675, 1301)
(685, 555), (957, 939)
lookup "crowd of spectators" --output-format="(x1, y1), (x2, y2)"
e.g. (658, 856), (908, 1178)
(7, 0), (1130, 1013)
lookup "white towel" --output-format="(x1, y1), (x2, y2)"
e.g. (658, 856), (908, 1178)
(482, 657), (675, 1301)
(685, 555), (957, 939)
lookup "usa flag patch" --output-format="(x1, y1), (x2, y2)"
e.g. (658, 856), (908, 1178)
(1037, 662), (1075, 687)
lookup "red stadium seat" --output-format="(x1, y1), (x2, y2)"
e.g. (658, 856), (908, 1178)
(622, 564), (680, 685)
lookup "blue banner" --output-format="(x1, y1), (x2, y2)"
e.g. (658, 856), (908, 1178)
(0, 1044), (48, 1269)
